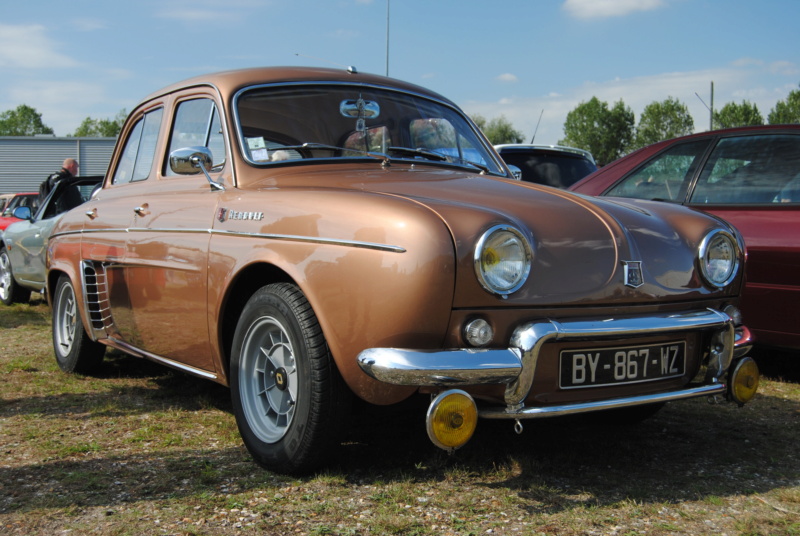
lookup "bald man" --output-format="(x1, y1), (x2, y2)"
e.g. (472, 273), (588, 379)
(40, 158), (79, 202)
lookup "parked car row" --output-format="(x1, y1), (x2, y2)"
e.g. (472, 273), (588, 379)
(34, 66), (759, 474)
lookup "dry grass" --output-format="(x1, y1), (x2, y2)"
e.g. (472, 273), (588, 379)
(1, 299), (799, 535)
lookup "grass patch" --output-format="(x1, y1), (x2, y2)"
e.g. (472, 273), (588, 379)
(1, 301), (799, 535)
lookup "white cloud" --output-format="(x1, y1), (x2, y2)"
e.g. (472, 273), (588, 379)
(0, 24), (78, 68)
(563, 0), (665, 19)
(156, 0), (267, 23)
(72, 18), (107, 32)
(769, 60), (800, 77)
(496, 73), (518, 83)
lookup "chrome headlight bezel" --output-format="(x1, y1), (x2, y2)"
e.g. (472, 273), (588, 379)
(698, 229), (740, 288)
(473, 224), (532, 296)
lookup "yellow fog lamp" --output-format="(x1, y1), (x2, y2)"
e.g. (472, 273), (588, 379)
(426, 389), (478, 451)
(729, 357), (760, 405)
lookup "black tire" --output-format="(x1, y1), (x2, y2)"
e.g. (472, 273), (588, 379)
(230, 283), (348, 475)
(0, 246), (31, 305)
(52, 275), (106, 374)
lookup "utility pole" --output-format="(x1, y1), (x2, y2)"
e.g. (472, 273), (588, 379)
(695, 81), (715, 131)
(710, 81), (714, 130)
(385, 0), (390, 76)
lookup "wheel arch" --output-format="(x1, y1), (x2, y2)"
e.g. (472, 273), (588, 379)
(217, 262), (295, 379)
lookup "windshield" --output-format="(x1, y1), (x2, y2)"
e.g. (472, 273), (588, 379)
(234, 84), (504, 175)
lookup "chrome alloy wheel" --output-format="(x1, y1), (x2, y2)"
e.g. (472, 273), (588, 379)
(238, 315), (298, 443)
(53, 279), (78, 357)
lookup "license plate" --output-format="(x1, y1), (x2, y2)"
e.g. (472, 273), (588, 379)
(559, 341), (685, 389)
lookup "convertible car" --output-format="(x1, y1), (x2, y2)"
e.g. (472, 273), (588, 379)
(47, 67), (758, 474)
(0, 176), (101, 305)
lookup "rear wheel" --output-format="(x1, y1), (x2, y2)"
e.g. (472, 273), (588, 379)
(0, 246), (31, 305)
(231, 283), (348, 475)
(52, 275), (105, 373)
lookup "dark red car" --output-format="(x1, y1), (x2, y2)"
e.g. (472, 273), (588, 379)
(570, 125), (800, 350)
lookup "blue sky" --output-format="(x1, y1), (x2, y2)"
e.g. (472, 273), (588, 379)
(2, 0), (798, 145)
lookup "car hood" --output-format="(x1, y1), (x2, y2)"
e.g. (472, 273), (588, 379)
(253, 165), (741, 307)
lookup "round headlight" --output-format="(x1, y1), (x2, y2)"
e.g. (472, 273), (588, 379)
(474, 225), (532, 296)
(699, 229), (740, 288)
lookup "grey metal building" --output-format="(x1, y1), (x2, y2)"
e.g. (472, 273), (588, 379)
(0, 136), (115, 194)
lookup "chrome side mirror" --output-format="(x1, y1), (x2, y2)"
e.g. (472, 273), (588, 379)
(507, 165), (522, 180)
(169, 147), (224, 191)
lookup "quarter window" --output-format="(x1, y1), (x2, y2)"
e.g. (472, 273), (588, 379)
(165, 98), (226, 176)
(690, 135), (800, 205)
(112, 108), (164, 184)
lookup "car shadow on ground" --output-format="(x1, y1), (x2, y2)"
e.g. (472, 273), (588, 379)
(2, 350), (797, 517)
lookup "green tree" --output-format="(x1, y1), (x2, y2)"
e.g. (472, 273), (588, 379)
(559, 97), (634, 166)
(72, 109), (127, 137)
(632, 97), (694, 150)
(714, 100), (764, 129)
(472, 114), (524, 144)
(0, 104), (54, 136)
(768, 87), (800, 124)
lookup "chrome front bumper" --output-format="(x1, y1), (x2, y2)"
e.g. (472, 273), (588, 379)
(357, 308), (742, 419)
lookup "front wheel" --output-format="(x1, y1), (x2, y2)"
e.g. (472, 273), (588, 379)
(231, 283), (348, 475)
(0, 246), (31, 306)
(52, 275), (106, 374)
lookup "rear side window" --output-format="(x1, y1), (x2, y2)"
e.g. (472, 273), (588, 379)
(690, 134), (800, 205)
(500, 150), (597, 188)
(165, 98), (226, 176)
(112, 108), (164, 184)
(605, 140), (709, 202)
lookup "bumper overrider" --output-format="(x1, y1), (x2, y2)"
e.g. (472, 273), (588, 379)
(357, 308), (759, 451)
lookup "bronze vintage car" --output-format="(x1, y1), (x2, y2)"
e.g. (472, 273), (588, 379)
(47, 67), (759, 474)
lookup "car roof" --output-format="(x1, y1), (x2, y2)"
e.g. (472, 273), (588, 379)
(135, 66), (457, 112)
(494, 144), (596, 162)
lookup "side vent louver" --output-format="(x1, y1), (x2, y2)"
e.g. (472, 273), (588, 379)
(81, 261), (113, 336)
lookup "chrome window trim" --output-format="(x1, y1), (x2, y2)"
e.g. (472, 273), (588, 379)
(231, 80), (507, 174)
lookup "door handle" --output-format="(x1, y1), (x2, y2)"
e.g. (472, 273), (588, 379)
(85, 208), (97, 220)
(134, 203), (150, 216)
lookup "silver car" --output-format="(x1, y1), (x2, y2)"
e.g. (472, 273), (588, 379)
(0, 176), (101, 305)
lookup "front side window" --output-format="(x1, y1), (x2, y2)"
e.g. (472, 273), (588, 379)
(605, 139), (710, 202)
(234, 84), (504, 175)
(165, 98), (226, 176)
(690, 134), (800, 205)
(112, 108), (164, 185)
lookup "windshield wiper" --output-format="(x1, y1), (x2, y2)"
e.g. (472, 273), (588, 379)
(388, 147), (492, 174)
(386, 146), (448, 162)
(457, 159), (490, 174)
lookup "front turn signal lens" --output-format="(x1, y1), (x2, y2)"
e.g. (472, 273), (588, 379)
(426, 389), (478, 451)
(729, 357), (759, 405)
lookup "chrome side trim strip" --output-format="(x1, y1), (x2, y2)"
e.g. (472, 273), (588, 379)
(105, 337), (218, 380)
(480, 383), (726, 420)
(51, 227), (406, 253)
(210, 229), (407, 253)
